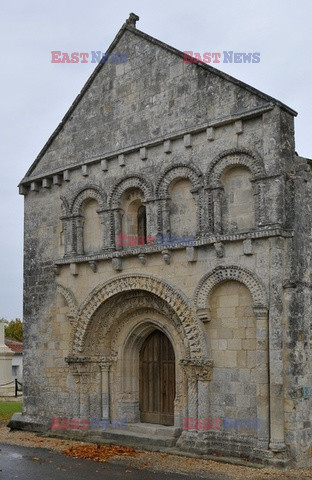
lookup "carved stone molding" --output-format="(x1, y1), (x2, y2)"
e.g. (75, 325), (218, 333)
(70, 185), (106, 215)
(108, 175), (154, 208)
(206, 148), (266, 187)
(74, 274), (208, 359)
(162, 249), (171, 264)
(88, 260), (97, 273)
(194, 265), (268, 310)
(180, 358), (213, 381)
(56, 283), (78, 318)
(65, 355), (92, 374)
(82, 291), (189, 358)
(156, 163), (203, 197)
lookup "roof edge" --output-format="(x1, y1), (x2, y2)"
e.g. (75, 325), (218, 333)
(22, 14), (298, 181)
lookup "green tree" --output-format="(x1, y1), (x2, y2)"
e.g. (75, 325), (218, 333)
(3, 318), (23, 342)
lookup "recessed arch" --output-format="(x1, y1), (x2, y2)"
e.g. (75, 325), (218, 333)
(206, 148), (265, 187)
(109, 176), (154, 209)
(56, 283), (78, 318)
(156, 163), (203, 198)
(74, 274), (208, 359)
(70, 185), (106, 215)
(194, 265), (268, 311)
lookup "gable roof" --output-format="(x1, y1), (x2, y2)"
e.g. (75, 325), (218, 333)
(5, 338), (23, 354)
(21, 12), (297, 182)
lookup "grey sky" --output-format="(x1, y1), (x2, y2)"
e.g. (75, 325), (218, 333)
(1, 0), (311, 319)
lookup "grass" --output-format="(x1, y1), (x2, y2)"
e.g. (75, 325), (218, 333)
(0, 401), (22, 421)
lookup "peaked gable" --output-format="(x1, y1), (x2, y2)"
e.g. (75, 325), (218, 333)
(21, 13), (297, 182)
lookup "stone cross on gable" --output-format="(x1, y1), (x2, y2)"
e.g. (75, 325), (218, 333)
(126, 12), (139, 28)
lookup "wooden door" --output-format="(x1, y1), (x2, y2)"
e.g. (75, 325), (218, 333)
(139, 330), (175, 426)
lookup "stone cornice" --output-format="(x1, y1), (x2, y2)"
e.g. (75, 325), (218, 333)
(19, 104), (274, 189)
(53, 227), (293, 266)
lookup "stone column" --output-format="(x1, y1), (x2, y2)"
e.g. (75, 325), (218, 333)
(0, 319), (14, 396)
(100, 359), (112, 418)
(268, 237), (286, 452)
(187, 378), (198, 419)
(160, 198), (170, 235)
(112, 208), (123, 250)
(252, 178), (265, 227)
(97, 209), (113, 251)
(66, 357), (91, 419)
(190, 188), (201, 236)
(211, 187), (223, 234)
(197, 381), (210, 419)
(75, 215), (84, 255)
(181, 359), (213, 421)
(144, 199), (158, 239)
(254, 307), (270, 448)
(61, 215), (75, 257)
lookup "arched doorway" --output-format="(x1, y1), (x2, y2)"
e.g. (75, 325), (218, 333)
(139, 330), (175, 426)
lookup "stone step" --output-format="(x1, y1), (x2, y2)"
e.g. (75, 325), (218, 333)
(127, 422), (181, 438)
(88, 424), (181, 449)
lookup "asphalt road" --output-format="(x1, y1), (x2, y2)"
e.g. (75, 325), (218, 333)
(0, 443), (227, 480)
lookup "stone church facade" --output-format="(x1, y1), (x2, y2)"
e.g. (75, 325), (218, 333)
(13, 14), (311, 467)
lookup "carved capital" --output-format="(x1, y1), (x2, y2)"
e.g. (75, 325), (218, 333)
(65, 355), (92, 374)
(180, 358), (213, 381)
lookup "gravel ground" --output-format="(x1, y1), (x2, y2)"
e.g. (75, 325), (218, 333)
(1, 422), (311, 479)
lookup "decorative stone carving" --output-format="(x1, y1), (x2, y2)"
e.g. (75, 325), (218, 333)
(138, 253), (146, 265)
(186, 246), (197, 263)
(118, 154), (125, 167)
(206, 148), (266, 187)
(112, 257), (122, 271)
(70, 185), (106, 215)
(70, 263), (79, 276)
(88, 260), (97, 273)
(194, 265), (268, 310)
(42, 178), (51, 189)
(206, 127), (215, 141)
(65, 355), (92, 374)
(214, 242), (224, 258)
(163, 139), (172, 153)
(83, 291), (189, 358)
(196, 307), (210, 322)
(180, 358), (213, 381)
(140, 147), (147, 160)
(162, 249), (171, 264)
(81, 165), (88, 176)
(53, 174), (62, 186)
(74, 274), (208, 359)
(243, 238), (253, 255)
(109, 175), (154, 208)
(101, 159), (108, 171)
(63, 170), (70, 182)
(184, 134), (192, 148)
(156, 163), (204, 236)
(52, 264), (60, 276)
(156, 163), (203, 198)
(125, 12), (139, 28)
(235, 120), (243, 135)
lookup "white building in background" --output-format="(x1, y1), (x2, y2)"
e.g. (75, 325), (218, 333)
(5, 338), (23, 383)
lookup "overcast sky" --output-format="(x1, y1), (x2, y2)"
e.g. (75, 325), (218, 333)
(1, 0), (311, 319)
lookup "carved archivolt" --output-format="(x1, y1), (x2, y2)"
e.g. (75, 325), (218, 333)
(108, 175), (154, 208)
(83, 291), (188, 357)
(70, 185), (106, 215)
(56, 283), (78, 318)
(194, 265), (268, 310)
(206, 148), (266, 187)
(74, 274), (208, 359)
(156, 163), (203, 198)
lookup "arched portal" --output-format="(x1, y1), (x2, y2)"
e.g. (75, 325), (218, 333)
(140, 330), (175, 426)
